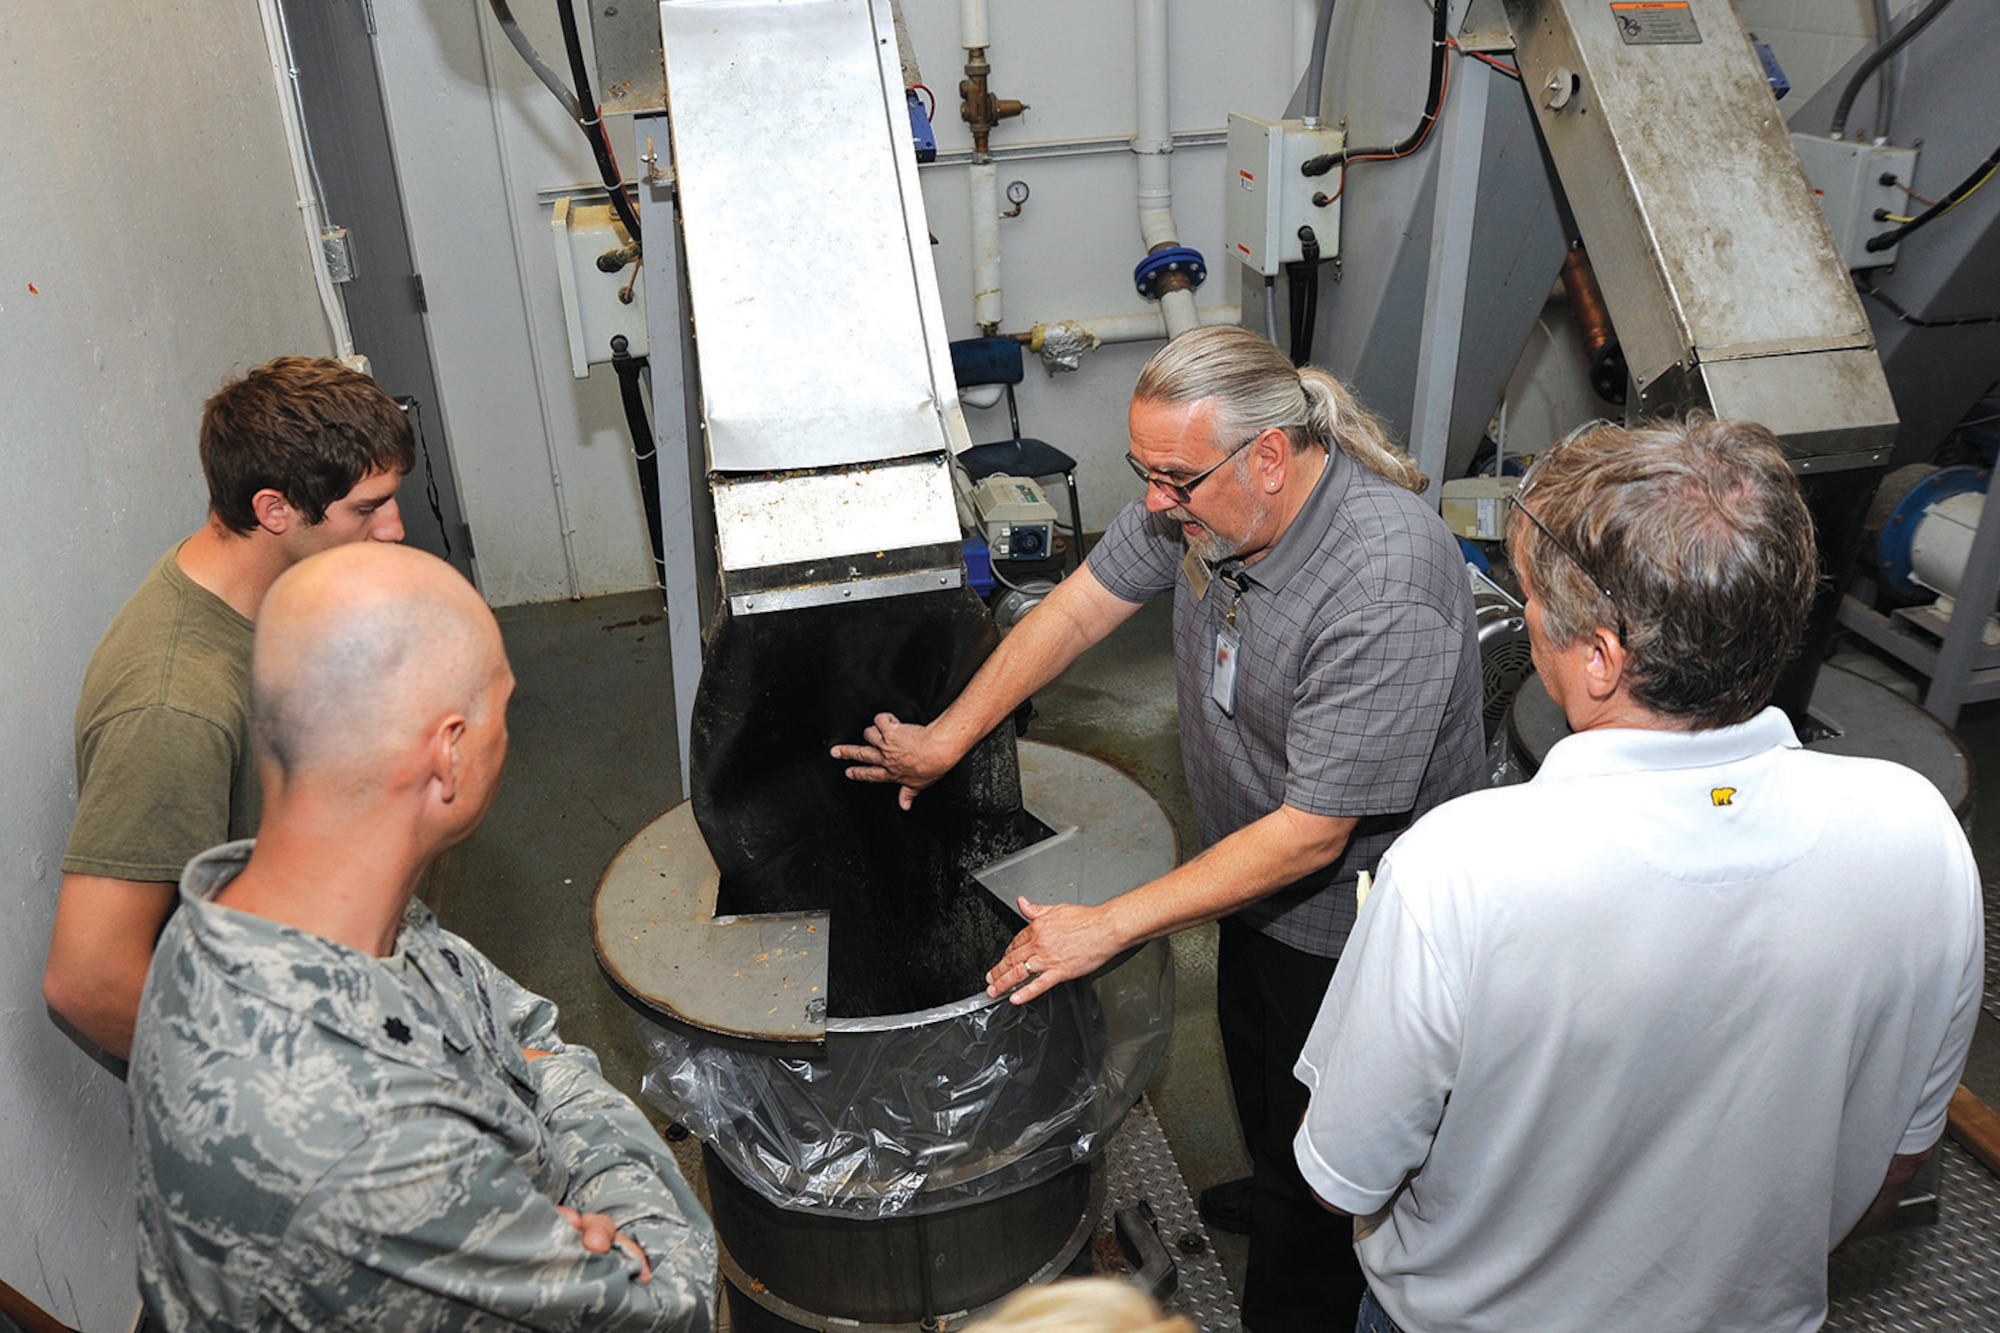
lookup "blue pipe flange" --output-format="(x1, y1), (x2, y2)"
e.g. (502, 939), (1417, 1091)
(1133, 247), (1207, 300)
(1878, 465), (1988, 599)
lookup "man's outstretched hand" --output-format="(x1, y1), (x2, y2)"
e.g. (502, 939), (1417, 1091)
(829, 712), (957, 810)
(985, 898), (1124, 1004)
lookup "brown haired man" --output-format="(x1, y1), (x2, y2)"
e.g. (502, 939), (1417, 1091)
(1294, 419), (1982, 1333)
(45, 356), (415, 1060)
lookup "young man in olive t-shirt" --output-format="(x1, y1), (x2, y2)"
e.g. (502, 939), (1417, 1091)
(45, 357), (415, 1060)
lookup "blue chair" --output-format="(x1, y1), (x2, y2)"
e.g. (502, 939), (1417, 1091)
(949, 337), (1084, 570)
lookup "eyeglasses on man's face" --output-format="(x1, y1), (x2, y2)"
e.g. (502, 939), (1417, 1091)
(1124, 432), (1260, 506)
(1510, 491), (1628, 643)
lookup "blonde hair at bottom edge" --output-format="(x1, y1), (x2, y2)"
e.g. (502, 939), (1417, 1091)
(965, 1279), (1197, 1333)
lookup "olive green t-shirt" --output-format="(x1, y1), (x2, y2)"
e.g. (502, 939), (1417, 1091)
(61, 548), (261, 883)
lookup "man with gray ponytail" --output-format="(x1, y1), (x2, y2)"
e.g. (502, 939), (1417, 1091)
(833, 327), (1485, 1330)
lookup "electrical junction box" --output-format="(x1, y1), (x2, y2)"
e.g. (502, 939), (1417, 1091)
(1225, 112), (1343, 277)
(1790, 134), (1920, 271)
(1441, 476), (1521, 542)
(972, 475), (1059, 562)
(551, 197), (648, 378)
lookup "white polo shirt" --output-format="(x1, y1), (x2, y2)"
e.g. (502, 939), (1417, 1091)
(1293, 708), (1983, 1333)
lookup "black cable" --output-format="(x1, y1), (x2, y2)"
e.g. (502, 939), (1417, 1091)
(554, 0), (644, 247)
(1829, 0), (1956, 139)
(1287, 227), (1323, 366)
(610, 336), (668, 593)
(395, 396), (453, 558)
(486, 0), (582, 122)
(1856, 278), (2000, 328)
(1300, 0), (1448, 176)
(1864, 139), (2000, 252)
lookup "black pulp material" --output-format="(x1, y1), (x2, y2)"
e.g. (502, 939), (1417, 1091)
(691, 587), (1038, 1018)
(608, 337), (666, 590)
(1770, 464), (1887, 730)
(709, 1148), (1094, 1327)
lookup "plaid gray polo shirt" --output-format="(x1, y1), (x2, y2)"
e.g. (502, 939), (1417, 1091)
(1087, 445), (1485, 957)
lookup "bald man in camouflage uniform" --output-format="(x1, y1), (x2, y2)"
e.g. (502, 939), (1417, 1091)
(130, 544), (714, 1332)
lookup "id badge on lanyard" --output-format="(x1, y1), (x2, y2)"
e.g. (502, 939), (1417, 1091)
(1212, 614), (1241, 716)
(1183, 547), (1243, 716)
(1212, 575), (1248, 716)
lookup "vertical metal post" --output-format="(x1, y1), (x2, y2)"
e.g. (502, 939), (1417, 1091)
(1409, 42), (1490, 495)
(1923, 487), (2000, 727)
(637, 113), (708, 798)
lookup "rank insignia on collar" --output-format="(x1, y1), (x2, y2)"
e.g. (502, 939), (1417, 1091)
(384, 1016), (413, 1044)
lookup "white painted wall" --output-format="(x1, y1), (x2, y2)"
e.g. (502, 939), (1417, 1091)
(365, 1), (1297, 580)
(0, 3), (332, 1327)
(361, 1), (1901, 592)
(1733, 0), (1884, 108)
(372, 0), (656, 606)
(905, 1), (1296, 532)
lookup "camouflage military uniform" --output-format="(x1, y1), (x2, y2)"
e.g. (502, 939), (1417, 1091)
(131, 841), (716, 1331)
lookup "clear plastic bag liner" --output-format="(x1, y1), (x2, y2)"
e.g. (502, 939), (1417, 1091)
(635, 939), (1173, 1218)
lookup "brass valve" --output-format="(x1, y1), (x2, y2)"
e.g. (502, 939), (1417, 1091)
(959, 48), (1026, 155)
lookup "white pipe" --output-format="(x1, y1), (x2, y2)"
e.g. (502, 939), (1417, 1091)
(257, 0), (354, 360)
(959, 0), (988, 50)
(970, 162), (1004, 329)
(1030, 303), (1241, 347)
(1158, 288), (1199, 335)
(1133, 0), (1174, 246)
(472, 0), (582, 597)
(961, 0), (1001, 330)
(1132, 0), (1198, 338)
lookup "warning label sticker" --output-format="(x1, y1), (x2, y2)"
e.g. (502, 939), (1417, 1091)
(1610, 1), (1703, 44)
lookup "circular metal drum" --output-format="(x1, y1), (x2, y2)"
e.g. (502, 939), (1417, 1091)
(600, 743), (1179, 1331)
(706, 1149), (1100, 1331)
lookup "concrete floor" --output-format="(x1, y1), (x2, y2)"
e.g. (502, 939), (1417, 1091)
(433, 589), (2000, 1320)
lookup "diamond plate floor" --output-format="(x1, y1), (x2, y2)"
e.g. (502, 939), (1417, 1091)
(1827, 1137), (2000, 1330)
(1099, 1099), (1241, 1333)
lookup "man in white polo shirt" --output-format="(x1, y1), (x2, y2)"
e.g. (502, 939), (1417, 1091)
(1293, 417), (1983, 1333)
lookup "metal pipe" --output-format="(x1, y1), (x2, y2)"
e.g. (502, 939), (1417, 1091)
(1867, 0), (1899, 142)
(921, 128), (1225, 168)
(1559, 244), (1613, 359)
(1292, 0), (1320, 84)
(1300, 0), (1337, 131)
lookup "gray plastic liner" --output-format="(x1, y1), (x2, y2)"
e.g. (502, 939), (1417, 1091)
(635, 939), (1174, 1218)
